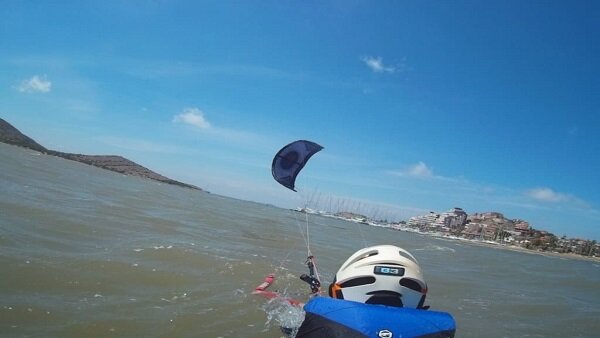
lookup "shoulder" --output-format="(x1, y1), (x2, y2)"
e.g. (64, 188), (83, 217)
(297, 297), (456, 338)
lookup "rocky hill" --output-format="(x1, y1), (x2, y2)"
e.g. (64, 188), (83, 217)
(0, 118), (47, 152)
(0, 118), (201, 190)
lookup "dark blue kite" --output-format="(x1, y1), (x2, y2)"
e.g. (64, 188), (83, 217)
(272, 140), (323, 191)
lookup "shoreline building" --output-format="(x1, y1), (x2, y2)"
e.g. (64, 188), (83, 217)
(433, 207), (468, 233)
(408, 208), (468, 233)
(467, 212), (516, 242)
(407, 211), (440, 231)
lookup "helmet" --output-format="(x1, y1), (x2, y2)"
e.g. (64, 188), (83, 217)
(328, 245), (427, 308)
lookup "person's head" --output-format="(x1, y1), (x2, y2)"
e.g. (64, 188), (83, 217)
(328, 245), (427, 308)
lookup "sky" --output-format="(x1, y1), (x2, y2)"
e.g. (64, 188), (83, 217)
(1, 1), (598, 240)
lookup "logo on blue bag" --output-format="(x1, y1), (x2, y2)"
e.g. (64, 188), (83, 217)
(377, 329), (393, 338)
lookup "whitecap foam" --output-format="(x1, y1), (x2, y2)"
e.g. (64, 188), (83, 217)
(415, 244), (456, 253)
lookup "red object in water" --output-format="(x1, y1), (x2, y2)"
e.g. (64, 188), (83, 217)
(252, 274), (304, 307)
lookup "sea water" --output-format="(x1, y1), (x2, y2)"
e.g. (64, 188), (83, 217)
(1, 143), (599, 337)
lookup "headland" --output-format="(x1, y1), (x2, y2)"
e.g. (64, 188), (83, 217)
(0, 118), (201, 191)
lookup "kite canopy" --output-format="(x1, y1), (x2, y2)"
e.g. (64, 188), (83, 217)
(272, 140), (323, 191)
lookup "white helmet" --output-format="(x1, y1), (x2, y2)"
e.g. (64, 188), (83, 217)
(328, 245), (428, 308)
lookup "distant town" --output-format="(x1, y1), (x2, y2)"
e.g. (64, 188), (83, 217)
(296, 207), (599, 259)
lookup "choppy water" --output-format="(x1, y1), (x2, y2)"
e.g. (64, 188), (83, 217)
(1, 142), (599, 338)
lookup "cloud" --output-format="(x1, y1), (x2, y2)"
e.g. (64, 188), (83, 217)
(522, 187), (594, 219)
(387, 162), (467, 185)
(171, 107), (267, 145)
(389, 162), (434, 178)
(361, 56), (395, 73)
(525, 187), (569, 203)
(16, 75), (52, 93)
(173, 107), (211, 129)
(406, 162), (433, 178)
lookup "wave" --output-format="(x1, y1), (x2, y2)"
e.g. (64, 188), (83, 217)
(415, 244), (456, 253)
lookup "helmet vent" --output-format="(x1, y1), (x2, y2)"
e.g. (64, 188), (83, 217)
(342, 250), (379, 269)
(398, 249), (418, 265)
(357, 251), (378, 261)
(339, 276), (376, 288)
(400, 278), (425, 292)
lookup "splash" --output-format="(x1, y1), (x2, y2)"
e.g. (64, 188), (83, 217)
(261, 297), (305, 337)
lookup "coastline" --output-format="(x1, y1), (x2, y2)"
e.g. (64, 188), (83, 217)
(313, 212), (599, 263)
(431, 234), (600, 263)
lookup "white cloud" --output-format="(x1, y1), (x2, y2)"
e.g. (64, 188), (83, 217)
(17, 75), (52, 93)
(406, 162), (433, 177)
(390, 162), (434, 178)
(361, 56), (395, 73)
(173, 107), (211, 129)
(171, 107), (269, 146)
(525, 187), (569, 203)
(387, 162), (466, 185)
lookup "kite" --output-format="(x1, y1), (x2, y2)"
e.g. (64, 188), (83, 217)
(271, 140), (323, 191)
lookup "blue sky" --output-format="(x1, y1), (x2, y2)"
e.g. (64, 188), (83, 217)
(1, 1), (598, 240)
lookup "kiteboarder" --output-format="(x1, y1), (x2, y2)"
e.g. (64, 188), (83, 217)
(253, 245), (455, 337)
(295, 245), (456, 338)
(326, 245), (428, 308)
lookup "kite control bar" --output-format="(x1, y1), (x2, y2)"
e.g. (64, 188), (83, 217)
(300, 255), (321, 294)
(300, 273), (321, 294)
